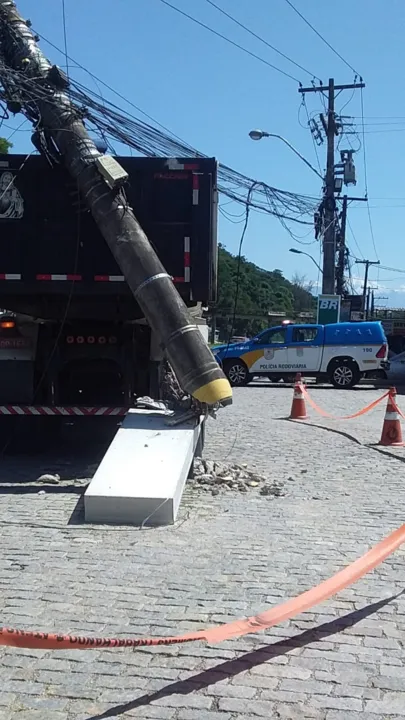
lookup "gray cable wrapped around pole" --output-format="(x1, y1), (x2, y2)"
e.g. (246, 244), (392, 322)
(0, 0), (232, 407)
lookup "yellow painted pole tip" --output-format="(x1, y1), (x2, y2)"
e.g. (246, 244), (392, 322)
(192, 378), (233, 406)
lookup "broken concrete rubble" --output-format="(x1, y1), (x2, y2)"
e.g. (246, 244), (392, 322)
(191, 458), (286, 497)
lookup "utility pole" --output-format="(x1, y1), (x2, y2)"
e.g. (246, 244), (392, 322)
(0, 0), (231, 407)
(368, 288), (388, 318)
(335, 196), (367, 296)
(299, 79), (365, 295)
(323, 78), (336, 296)
(336, 195), (347, 297)
(355, 260), (380, 319)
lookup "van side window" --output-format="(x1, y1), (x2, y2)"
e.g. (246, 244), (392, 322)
(256, 328), (286, 345)
(292, 327), (318, 343)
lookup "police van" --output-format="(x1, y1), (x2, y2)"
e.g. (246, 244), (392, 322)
(212, 321), (389, 389)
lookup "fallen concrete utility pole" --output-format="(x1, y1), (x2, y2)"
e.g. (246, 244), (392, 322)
(0, 0), (232, 407)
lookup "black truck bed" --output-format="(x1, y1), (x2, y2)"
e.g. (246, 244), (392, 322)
(0, 154), (218, 320)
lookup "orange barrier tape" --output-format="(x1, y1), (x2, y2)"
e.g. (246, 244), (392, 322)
(301, 385), (389, 420)
(1, 523), (405, 650)
(391, 397), (405, 422)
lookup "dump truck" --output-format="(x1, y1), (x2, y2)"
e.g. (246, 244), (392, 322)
(0, 0), (232, 524)
(0, 152), (222, 523)
(0, 153), (218, 415)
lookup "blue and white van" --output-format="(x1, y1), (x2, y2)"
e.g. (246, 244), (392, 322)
(212, 322), (389, 389)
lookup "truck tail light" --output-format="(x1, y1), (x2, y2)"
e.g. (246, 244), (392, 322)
(64, 335), (116, 344)
(376, 344), (387, 359)
(0, 320), (15, 329)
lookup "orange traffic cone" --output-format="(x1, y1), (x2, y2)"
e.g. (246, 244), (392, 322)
(379, 388), (404, 447)
(289, 373), (308, 420)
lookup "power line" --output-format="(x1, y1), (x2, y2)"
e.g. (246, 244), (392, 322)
(347, 217), (364, 260)
(0, 61), (319, 228)
(360, 86), (379, 261)
(350, 115), (405, 120)
(61, 0), (69, 77)
(349, 204), (405, 209)
(360, 121), (405, 126)
(377, 276), (405, 282)
(283, 0), (361, 76)
(34, 31), (197, 152)
(203, 0), (318, 80)
(337, 87), (356, 115)
(346, 252), (405, 276)
(223, 181), (260, 356)
(379, 265), (405, 275)
(301, 95), (323, 174)
(156, 0), (301, 83)
(356, 127), (405, 134)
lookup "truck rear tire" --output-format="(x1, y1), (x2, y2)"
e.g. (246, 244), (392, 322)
(329, 360), (360, 389)
(223, 359), (251, 387)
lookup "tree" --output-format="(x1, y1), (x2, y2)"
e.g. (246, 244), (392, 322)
(291, 273), (317, 313)
(212, 245), (315, 339)
(292, 273), (315, 294)
(0, 137), (12, 154)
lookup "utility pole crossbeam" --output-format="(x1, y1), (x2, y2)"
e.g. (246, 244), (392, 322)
(0, 0), (232, 407)
(298, 83), (366, 94)
(355, 260), (380, 320)
(299, 79), (365, 296)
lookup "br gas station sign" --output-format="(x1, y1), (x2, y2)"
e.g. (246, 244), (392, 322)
(317, 295), (341, 325)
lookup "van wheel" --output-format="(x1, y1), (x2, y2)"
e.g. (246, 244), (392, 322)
(329, 360), (360, 389)
(223, 359), (251, 387)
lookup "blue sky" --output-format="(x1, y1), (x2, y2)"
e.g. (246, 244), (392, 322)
(8, 0), (405, 306)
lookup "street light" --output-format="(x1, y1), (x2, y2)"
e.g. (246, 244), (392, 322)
(249, 129), (269, 141)
(249, 129), (323, 180)
(289, 248), (323, 274)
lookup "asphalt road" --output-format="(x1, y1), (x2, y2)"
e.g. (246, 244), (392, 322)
(1, 384), (405, 719)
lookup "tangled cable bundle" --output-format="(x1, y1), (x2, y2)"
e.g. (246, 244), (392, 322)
(0, 61), (319, 229)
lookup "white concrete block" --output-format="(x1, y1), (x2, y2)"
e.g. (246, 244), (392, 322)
(84, 409), (202, 526)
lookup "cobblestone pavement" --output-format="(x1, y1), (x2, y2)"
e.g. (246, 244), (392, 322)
(1, 383), (405, 719)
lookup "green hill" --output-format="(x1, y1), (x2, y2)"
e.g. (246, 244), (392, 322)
(214, 244), (316, 337)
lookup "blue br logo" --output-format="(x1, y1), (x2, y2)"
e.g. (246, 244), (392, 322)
(320, 299), (339, 310)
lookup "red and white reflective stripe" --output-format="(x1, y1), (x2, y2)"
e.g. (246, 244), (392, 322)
(0, 273), (21, 280)
(94, 275), (125, 282)
(165, 159), (200, 171)
(36, 274), (82, 281)
(0, 406), (128, 416)
(192, 174), (199, 205)
(172, 237), (191, 284)
(184, 236), (190, 283)
(384, 411), (399, 421)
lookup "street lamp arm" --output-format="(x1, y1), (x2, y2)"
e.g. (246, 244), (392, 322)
(289, 247), (322, 274)
(307, 255), (323, 274)
(270, 133), (323, 180)
(249, 129), (323, 180)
